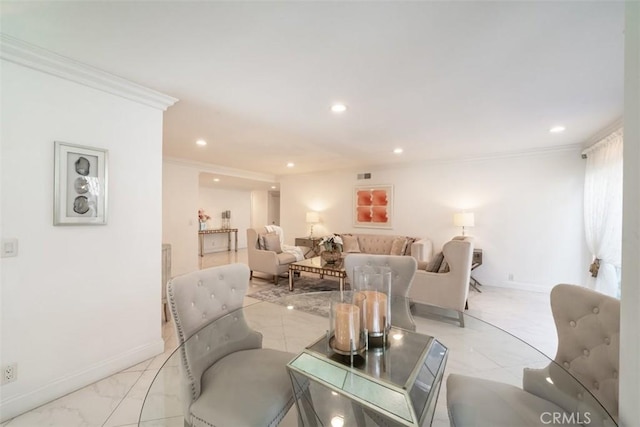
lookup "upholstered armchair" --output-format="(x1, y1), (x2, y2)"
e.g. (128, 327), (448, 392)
(408, 237), (473, 326)
(344, 253), (418, 331)
(167, 263), (297, 426)
(447, 284), (620, 427)
(247, 227), (302, 285)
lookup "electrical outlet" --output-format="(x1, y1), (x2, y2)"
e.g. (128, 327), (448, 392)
(2, 363), (17, 385)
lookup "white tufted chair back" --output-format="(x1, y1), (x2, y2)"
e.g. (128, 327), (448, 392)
(522, 284), (620, 426)
(167, 264), (262, 417)
(344, 254), (418, 331)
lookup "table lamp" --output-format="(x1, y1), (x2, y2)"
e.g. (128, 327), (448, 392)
(306, 211), (320, 237)
(453, 212), (475, 236)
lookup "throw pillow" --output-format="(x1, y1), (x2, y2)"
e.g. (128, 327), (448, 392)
(438, 258), (450, 273)
(258, 232), (275, 249)
(342, 235), (361, 253)
(263, 233), (282, 253)
(426, 252), (444, 272)
(390, 237), (407, 256)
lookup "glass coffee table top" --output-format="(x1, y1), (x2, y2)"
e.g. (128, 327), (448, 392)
(138, 292), (617, 427)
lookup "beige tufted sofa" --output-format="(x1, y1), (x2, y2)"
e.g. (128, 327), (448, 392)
(447, 284), (620, 427)
(337, 233), (433, 263)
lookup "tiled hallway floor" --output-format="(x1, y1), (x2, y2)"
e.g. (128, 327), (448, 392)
(2, 250), (557, 427)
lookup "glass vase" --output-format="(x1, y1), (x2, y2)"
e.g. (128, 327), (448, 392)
(353, 265), (391, 347)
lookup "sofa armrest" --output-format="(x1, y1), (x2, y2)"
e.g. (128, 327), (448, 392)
(410, 238), (433, 263)
(247, 248), (280, 276)
(409, 270), (468, 312)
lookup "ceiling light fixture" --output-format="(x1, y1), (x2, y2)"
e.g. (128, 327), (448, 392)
(549, 126), (566, 133)
(213, 178), (220, 182)
(271, 185), (277, 189)
(286, 162), (295, 168)
(196, 139), (207, 146)
(393, 148), (403, 154)
(331, 103), (347, 113)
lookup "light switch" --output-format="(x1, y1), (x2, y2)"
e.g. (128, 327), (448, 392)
(1, 238), (18, 258)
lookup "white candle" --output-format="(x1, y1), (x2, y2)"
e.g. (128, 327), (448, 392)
(334, 303), (360, 352)
(359, 290), (388, 333)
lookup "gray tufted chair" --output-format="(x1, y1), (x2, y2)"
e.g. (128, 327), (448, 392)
(344, 253), (418, 331)
(447, 284), (620, 427)
(167, 263), (297, 427)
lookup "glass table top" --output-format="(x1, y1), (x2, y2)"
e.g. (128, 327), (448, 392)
(138, 291), (617, 427)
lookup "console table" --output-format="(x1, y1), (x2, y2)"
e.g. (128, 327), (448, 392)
(198, 228), (238, 257)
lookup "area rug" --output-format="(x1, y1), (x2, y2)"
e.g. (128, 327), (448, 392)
(247, 276), (349, 318)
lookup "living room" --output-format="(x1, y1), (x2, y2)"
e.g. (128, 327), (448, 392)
(1, 1), (639, 426)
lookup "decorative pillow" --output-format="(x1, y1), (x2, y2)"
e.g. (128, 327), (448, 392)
(263, 233), (282, 253)
(426, 252), (444, 272)
(390, 237), (407, 256)
(403, 237), (417, 256)
(258, 232), (275, 249)
(438, 258), (450, 273)
(342, 235), (361, 253)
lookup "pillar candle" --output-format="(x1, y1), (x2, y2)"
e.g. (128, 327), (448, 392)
(359, 290), (388, 333)
(334, 303), (360, 352)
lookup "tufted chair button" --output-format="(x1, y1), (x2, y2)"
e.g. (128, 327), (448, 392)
(222, 304), (227, 310)
(218, 274), (224, 280)
(583, 349), (590, 356)
(594, 381), (599, 389)
(563, 362), (570, 368)
(604, 337), (611, 345)
(191, 302), (195, 307)
(593, 307), (600, 314)
(569, 321), (576, 327)
(577, 393), (583, 400)
(206, 346), (210, 351)
(231, 287), (236, 292)
(202, 313), (207, 319)
(225, 335), (230, 341)
(195, 334), (199, 340)
(613, 370), (618, 379)
(233, 315), (238, 321)
(210, 293), (215, 299)
(197, 280), (203, 287)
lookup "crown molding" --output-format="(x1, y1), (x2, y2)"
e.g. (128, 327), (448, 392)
(163, 157), (277, 183)
(0, 34), (178, 111)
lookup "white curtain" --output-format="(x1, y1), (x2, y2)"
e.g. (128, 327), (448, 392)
(583, 128), (623, 298)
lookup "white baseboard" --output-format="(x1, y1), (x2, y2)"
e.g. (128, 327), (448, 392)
(486, 281), (552, 293)
(0, 339), (164, 422)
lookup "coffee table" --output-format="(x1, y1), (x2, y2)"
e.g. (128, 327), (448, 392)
(288, 256), (347, 292)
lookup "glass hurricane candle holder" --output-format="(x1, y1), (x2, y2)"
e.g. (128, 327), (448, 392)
(353, 265), (392, 348)
(328, 293), (367, 364)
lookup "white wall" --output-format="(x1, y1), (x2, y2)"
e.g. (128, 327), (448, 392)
(280, 148), (590, 292)
(198, 187), (251, 252)
(251, 190), (269, 229)
(0, 61), (166, 419)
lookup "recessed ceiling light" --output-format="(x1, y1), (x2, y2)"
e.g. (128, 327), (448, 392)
(393, 148), (403, 154)
(213, 178), (220, 182)
(196, 139), (207, 146)
(549, 126), (566, 133)
(286, 162), (295, 168)
(271, 185), (277, 189)
(331, 103), (347, 113)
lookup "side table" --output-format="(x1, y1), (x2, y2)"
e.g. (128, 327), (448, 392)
(470, 248), (483, 292)
(294, 236), (323, 258)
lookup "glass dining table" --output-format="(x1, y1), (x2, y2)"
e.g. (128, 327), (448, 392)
(138, 292), (617, 427)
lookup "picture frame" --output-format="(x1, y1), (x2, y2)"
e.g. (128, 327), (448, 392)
(54, 141), (108, 225)
(353, 184), (393, 229)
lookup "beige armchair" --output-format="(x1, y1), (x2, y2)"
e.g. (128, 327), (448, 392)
(408, 237), (473, 326)
(247, 227), (300, 285)
(447, 284), (620, 427)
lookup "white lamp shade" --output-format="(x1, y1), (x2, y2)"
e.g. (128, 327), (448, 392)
(306, 211), (320, 223)
(453, 212), (475, 227)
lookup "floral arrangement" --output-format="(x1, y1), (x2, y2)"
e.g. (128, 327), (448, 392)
(319, 235), (343, 252)
(198, 209), (211, 223)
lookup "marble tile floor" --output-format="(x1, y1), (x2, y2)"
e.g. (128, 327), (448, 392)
(2, 249), (558, 427)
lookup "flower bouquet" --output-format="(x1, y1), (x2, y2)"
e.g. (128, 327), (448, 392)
(319, 235), (343, 264)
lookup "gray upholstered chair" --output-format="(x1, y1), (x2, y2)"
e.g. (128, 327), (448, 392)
(167, 263), (297, 427)
(447, 284), (620, 427)
(408, 237), (474, 326)
(344, 253), (418, 331)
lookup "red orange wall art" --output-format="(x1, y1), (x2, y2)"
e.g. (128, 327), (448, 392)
(353, 185), (393, 228)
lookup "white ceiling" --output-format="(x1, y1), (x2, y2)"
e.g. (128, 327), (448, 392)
(1, 1), (625, 182)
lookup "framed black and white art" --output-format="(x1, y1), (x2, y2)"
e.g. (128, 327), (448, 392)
(54, 141), (108, 225)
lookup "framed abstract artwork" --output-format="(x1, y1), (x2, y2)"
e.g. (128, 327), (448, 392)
(54, 141), (108, 225)
(353, 185), (393, 229)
